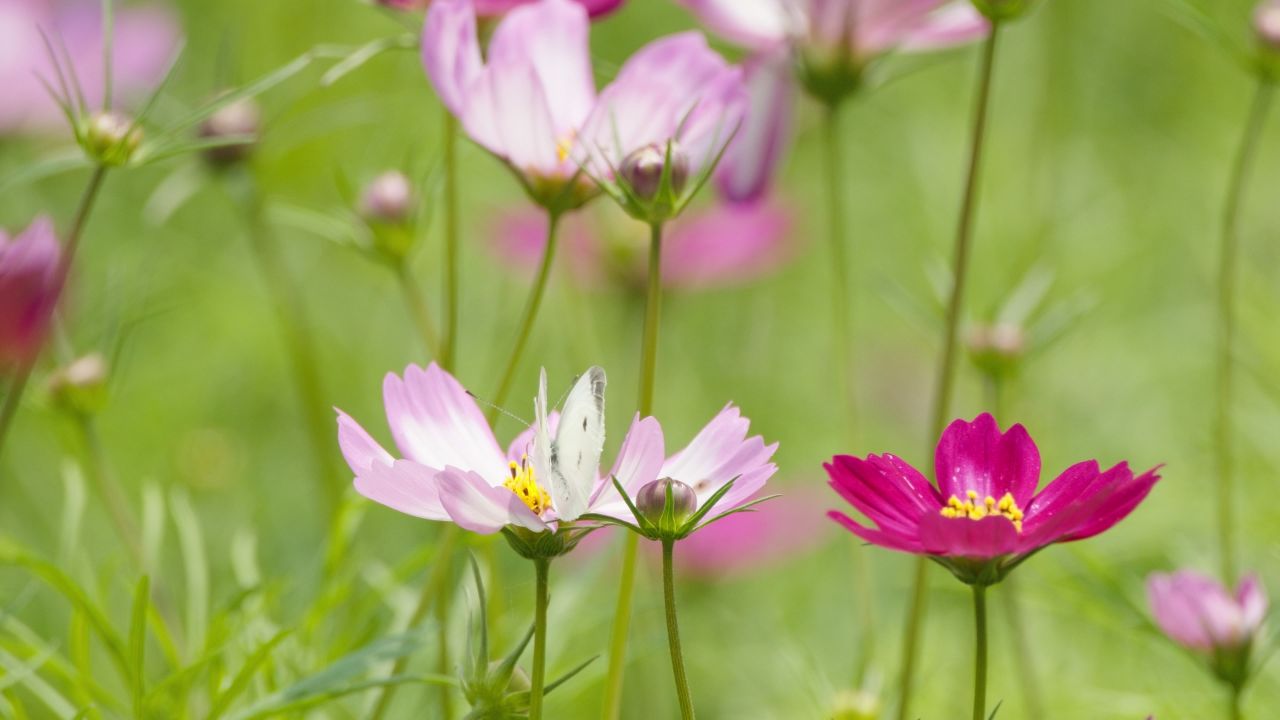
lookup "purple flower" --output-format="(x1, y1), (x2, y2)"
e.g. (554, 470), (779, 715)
(487, 199), (794, 291)
(422, 0), (745, 210)
(0, 217), (62, 369)
(1148, 570), (1268, 655)
(0, 0), (179, 134)
(826, 413), (1161, 584)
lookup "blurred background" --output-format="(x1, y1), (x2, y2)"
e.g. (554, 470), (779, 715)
(1, 0), (1279, 717)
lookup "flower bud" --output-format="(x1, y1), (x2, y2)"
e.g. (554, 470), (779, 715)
(830, 689), (881, 720)
(0, 217), (61, 369)
(966, 322), (1025, 380)
(636, 478), (697, 528)
(47, 353), (109, 416)
(619, 143), (688, 202)
(360, 171), (415, 225)
(83, 111), (141, 166)
(1257, 0), (1280, 50)
(199, 97), (262, 167)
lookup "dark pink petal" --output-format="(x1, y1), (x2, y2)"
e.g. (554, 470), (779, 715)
(437, 467), (547, 534)
(1022, 460), (1103, 523)
(0, 216), (62, 366)
(935, 414), (1041, 505)
(1052, 466), (1160, 543)
(382, 363), (506, 479)
(828, 510), (924, 554)
(917, 512), (1019, 559)
(825, 456), (935, 535)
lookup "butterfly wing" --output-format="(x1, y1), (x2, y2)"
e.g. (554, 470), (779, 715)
(548, 366), (606, 521)
(531, 367), (554, 487)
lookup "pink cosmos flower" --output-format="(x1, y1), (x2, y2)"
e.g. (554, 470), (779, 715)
(0, 217), (62, 369)
(422, 0), (745, 210)
(1258, 0), (1280, 48)
(1148, 570), (1268, 655)
(680, 0), (989, 202)
(488, 199), (794, 291)
(381, 0), (622, 17)
(0, 0), (179, 134)
(826, 413), (1161, 584)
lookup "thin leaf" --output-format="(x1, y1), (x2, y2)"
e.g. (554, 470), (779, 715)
(0, 151), (93, 194)
(543, 655), (597, 694)
(678, 476), (738, 531)
(127, 576), (149, 715)
(321, 34), (418, 87)
(205, 630), (292, 720)
(169, 488), (209, 655)
(0, 649), (76, 719)
(233, 675), (431, 720)
(157, 52), (315, 140)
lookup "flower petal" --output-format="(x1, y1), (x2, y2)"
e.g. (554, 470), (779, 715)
(383, 363), (506, 481)
(674, 0), (790, 50)
(589, 414), (666, 519)
(917, 512), (1020, 559)
(353, 458), (450, 521)
(461, 58), (560, 174)
(897, 1), (990, 53)
(662, 404), (777, 512)
(1237, 574), (1269, 636)
(437, 467), (547, 534)
(714, 51), (794, 204)
(507, 411), (559, 464)
(934, 413), (1040, 506)
(1147, 570), (1248, 652)
(662, 199), (793, 290)
(828, 510), (924, 554)
(825, 454), (940, 536)
(485, 0), (595, 134)
(422, 0), (483, 115)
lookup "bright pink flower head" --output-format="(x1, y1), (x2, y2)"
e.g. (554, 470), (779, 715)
(488, 199), (794, 291)
(0, 217), (62, 368)
(337, 363), (666, 535)
(422, 0), (744, 210)
(0, 0), (179, 134)
(1148, 570), (1268, 655)
(826, 413), (1161, 585)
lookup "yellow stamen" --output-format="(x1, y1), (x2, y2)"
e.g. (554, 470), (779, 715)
(504, 455), (551, 515)
(939, 491), (1024, 532)
(556, 132), (576, 164)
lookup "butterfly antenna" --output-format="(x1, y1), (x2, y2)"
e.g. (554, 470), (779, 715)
(465, 390), (530, 428)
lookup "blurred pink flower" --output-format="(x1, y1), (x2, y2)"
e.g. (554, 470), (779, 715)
(337, 363), (664, 533)
(667, 485), (833, 578)
(0, 0), (179, 134)
(1258, 0), (1280, 48)
(422, 0), (745, 209)
(1148, 570), (1268, 654)
(380, 0), (622, 17)
(827, 413), (1160, 584)
(488, 199), (795, 291)
(0, 217), (62, 369)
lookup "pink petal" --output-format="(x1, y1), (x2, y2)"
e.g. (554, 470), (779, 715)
(473, 0), (623, 18)
(898, 2), (991, 53)
(828, 510), (924, 554)
(0, 216), (62, 366)
(461, 57), (560, 174)
(437, 467), (547, 534)
(485, 0), (595, 135)
(1237, 574), (1269, 635)
(383, 363), (506, 480)
(661, 403), (778, 512)
(589, 414), (667, 519)
(1051, 466), (1160, 543)
(825, 455), (940, 536)
(676, 486), (834, 578)
(422, 0), (483, 115)
(856, 0), (950, 53)
(336, 409), (394, 472)
(934, 413), (1041, 506)
(1148, 570), (1254, 652)
(353, 458), (450, 521)
(917, 512), (1020, 559)
(674, 0), (790, 51)
(487, 208), (604, 287)
(714, 51), (793, 204)
(662, 199), (793, 290)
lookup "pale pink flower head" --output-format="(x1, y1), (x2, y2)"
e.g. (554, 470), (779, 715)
(0, 0), (179, 134)
(423, 0), (744, 213)
(826, 413), (1161, 586)
(0, 217), (62, 369)
(381, 0), (622, 17)
(1148, 570), (1267, 656)
(488, 199), (794, 292)
(1258, 0), (1280, 49)
(336, 363), (665, 544)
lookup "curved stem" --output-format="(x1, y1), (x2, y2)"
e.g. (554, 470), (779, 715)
(662, 540), (696, 719)
(0, 165), (109, 462)
(395, 261), (442, 360)
(442, 110), (460, 371)
(75, 413), (141, 565)
(1215, 81), (1272, 586)
(486, 210), (561, 425)
(602, 221), (665, 718)
(972, 585), (989, 720)
(897, 25), (1002, 720)
(529, 557), (551, 720)
(823, 104), (856, 439)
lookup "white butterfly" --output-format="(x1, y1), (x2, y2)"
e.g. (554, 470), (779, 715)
(532, 366), (606, 522)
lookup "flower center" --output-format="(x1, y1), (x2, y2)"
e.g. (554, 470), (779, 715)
(505, 454), (552, 515)
(556, 131), (576, 164)
(939, 490), (1024, 532)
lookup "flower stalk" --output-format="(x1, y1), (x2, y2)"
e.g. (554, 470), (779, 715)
(897, 24), (1003, 720)
(823, 104), (855, 439)
(972, 585), (989, 720)
(662, 539), (695, 720)
(529, 557), (551, 720)
(442, 109), (460, 370)
(486, 210), (562, 424)
(1214, 80), (1273, 586)
(395, 260), (442, 359)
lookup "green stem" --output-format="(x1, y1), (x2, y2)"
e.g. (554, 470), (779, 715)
(0, 165), (109, 462)
(602, 221), (665, 718)
(1229, 683), (1244, 720)
(76, 413), (142, 566)
(662, 540), (695, 719)
(395, 261), (442, 360)
(367, 525), (460, 720)
(897, 25), (1002, 720)
(442, 110), (460, 371)
(972, 585), (989, 720)
(485, 210), (561, 425)
(1215, 81), (1272, 587)
(529, 557), (551, 720)
(823, 103), (856, 439)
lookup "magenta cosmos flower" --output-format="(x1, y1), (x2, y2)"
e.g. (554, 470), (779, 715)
(423, 0), (745, 211)
(488, 199), (794, 291)
(1148, 570), (1268, 656)
(680, 0), (989, 202)
(337, 363), (663, 535)
(0, 0), (179, 134)
(826, 413), (1161, 585)
(0, 217), (62, 369)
